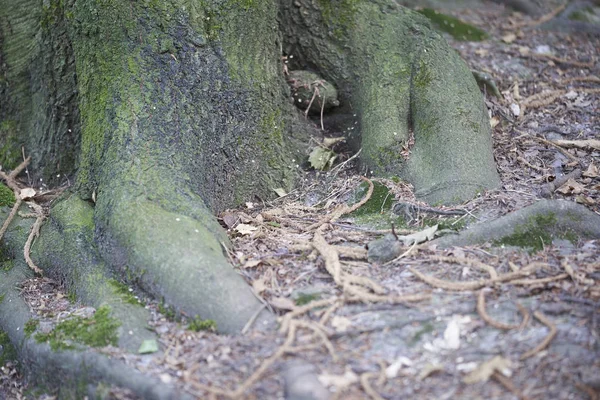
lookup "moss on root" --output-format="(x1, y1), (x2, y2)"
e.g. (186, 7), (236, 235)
(0, 329), (17, 365)
(0, 183), (15, 207)
(34, 306), (120, 351)
(417, 8), (488, 41)
(493, 213), (577, 252)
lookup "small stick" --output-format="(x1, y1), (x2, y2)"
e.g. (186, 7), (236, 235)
(520, 311), (557, 360)
(477, 290), (519, 330)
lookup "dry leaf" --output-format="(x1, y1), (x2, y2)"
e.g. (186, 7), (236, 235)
(490, 116), (500, 128)
(235, 223), (258, 235)
(556, 178), (584, 195)
(331, 316), (352, 332)
(386, 357), (413, 379)
(398, 225), (438, 246)
(583, 164), (599, 178)
(463, 356), (512, 384)
(501, 33), (517, 43)
(252, 277), (267, 294)
(269, 296), (296, 311)
(510, 103), (521, 117)
(575, 195), (596, 206)
(243, 259), (262, 269)
(475, 48), (489, 57)
(221, 213), (239, 229)
(273, 188), (287, 197)
(518, 46), (530, 56)
(322, 137), (345, 148)
(19, 188), (36, 200)
(418, 364), (444, 380)
(318, 368), (359, 389)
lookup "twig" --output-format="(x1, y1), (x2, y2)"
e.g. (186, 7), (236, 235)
(512, 2), (567, 29)
(0, 197), (22, 241)
(509, 273), (568, 286)
(477, 290), (520, 330)
(520, 311), (557, 360)
(492, 371), (528, 400)
(360, 371), (385, 400)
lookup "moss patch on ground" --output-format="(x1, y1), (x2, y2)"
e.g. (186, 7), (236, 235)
(417, 8), (488, 41)
(108, 279), (144, 306)
(187, 317), (217, 332)
(350, 181), (395, 217)
(24, 319), (39, 337)
(0, 329), (17, 365)
(0, 183), (15, 207)
(34, 306), (120, 351)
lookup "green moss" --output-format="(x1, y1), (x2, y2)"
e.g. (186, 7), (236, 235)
(417, 8), (487, 41)
(1, 260), (13, 272)
(0, 120), (21, 172)
(34, 306), (120, 351)
(24, 319), (39, 337)
(493, 213), (575, 252)
(410, 322), (434, 346)
(349, 181), (394, 217)
(0, 329), (17, 365)
(295, 293), (321, 306)
(317, 0), (362, 39)
(187, 316), (217, 332)
(0, 184), (15, 207)
(0, 294), (5, 304)
(158, 300), (177, 321)
(108, 279), (144, 306)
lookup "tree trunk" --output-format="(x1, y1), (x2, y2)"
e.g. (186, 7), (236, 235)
(0, 0), (499, 394)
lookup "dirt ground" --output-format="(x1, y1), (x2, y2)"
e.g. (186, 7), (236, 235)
(1, 1), (599, 399)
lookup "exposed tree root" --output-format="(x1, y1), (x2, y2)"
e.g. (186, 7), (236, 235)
(477, 290), (520, 330)
(360, 370), (385, 400)
(432, 256), (498, 279)
(492, 371), (528, 400)
(511, 2), (567, 29)
(306, 176), (374, 232)
(520, 311), (557, 360)
(22, 203), (45, 275)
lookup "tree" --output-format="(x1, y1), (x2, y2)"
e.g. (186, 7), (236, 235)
(0, 0), (499, 393)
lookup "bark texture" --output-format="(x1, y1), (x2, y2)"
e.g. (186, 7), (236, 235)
(1, 0), (501, 395)
(280, 0), (500, 205)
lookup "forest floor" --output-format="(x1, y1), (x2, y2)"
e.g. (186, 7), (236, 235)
(1, 1), (599, 399)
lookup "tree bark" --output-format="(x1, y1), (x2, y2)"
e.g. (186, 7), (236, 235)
(1, 0), (500, 394)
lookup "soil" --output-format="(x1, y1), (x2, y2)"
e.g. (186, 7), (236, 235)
(1, 1), (599, 399)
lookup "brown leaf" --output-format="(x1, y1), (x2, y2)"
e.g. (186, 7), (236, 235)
(235, 223), (258, 236)
(583, 163), (599, 178)
(501, 33), (517, 43)
(556, 178), (584, 195)
(243, 259), (263, 269)
(269, 296), (296, 311)
(463, 356), (512, 384)
(252, 277), (267, 294)
(221, 213), (239, 228)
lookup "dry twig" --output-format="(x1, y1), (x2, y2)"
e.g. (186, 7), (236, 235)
(520, 311), (557, 360)
(477, 290), (520, 330)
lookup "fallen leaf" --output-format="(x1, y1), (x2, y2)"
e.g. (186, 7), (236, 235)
(273, 188), (287, 197)
(583, 163), (599, 178)
(476, 49), (490, 58)
(510, 103), (521, 117)
(556, 178), (584, 195)
(243, 259), (262, 269)
(518, 46), (530, 56)
(235, 223), (258, 235)
(322, 137), (345, 148)
(418, 363), (444, 380)
(19, 188), (36, 200)
(308, 147), (337, 171)
(490, 116), (500, 128)
(318, 368), (359, 390)
(221, 213), (239, 228)
(398, 225), (438, 246)
(386, 357), (413, 378)
(463, 356), (512, 384)
(501, 33), (517, 43)
(269, 296), (296, 310)
(245, 202), (254, 209)
(331, 316), (352, 332)
(138, 339), (159, 354)
(252, 277), (267, 294)
(575, 195), (596, 206)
